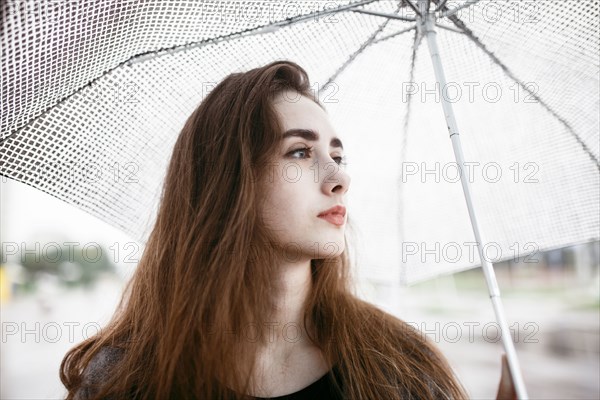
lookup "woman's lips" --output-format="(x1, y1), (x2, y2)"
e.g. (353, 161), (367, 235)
(318, 213), (345, 226)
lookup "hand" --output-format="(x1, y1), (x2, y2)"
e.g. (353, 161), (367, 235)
(495, 353), (517, 400)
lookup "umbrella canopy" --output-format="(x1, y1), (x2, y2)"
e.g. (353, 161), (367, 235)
(1, 0), (598, 288)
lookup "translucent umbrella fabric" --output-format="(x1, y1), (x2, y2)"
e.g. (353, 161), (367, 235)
(1, 0), (598, 286)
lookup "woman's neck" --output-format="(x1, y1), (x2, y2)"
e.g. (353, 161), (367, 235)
(262, 257), (314, 354)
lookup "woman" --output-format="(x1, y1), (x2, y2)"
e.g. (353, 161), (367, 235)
(60, 60), (487, 399)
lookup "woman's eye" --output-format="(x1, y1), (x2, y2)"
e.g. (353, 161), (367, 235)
(288, 146), (313, 159)
(287, 147), (347, 166)
(334, 156), (348, 166)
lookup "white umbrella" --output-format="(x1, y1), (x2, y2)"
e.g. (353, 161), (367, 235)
(2, 1), (599, 398)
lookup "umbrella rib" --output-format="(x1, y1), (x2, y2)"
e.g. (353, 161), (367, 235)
(434, 0), (448, 12)
(256, 0), (383, 29)
(439, 0), (483, 18)
(433, 23), (463, 34)
(444, 13), (600, 171)
(0, 0), (382, 145)
(403, 0), (422, 17)
(402, 29), (423, 137)
(319, 6), (406, 92)
(372, 26), (416, 45)
(397, 28), (423, 285)
(350, 9), (416, 22)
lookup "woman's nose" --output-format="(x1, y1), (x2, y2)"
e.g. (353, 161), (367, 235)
(321, 160), (350, 194)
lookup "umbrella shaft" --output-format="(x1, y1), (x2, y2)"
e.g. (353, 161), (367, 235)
(421, 11), (530, 400)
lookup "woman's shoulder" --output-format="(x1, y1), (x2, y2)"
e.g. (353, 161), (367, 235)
(355, 299), (418, 335)
(355, 301), (452, 383)
(84, 346), (125, 376)
(74, 346), (125, 400)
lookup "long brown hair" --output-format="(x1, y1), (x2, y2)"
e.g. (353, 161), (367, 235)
(60, 60), (468, 399)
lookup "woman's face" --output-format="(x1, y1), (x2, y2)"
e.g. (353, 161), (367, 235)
(259, 90), (351, 262)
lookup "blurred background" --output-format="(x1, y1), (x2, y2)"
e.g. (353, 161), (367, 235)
(1, 177), (599, 399)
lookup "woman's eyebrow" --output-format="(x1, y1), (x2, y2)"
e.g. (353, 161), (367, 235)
(282, 128), (344, 150)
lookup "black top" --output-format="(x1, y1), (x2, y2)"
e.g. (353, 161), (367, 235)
(252, 371), (329, 400)
(75, 347), (442, 399)
(232, 365), (344, 400)
(75, 347), (344, 400)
